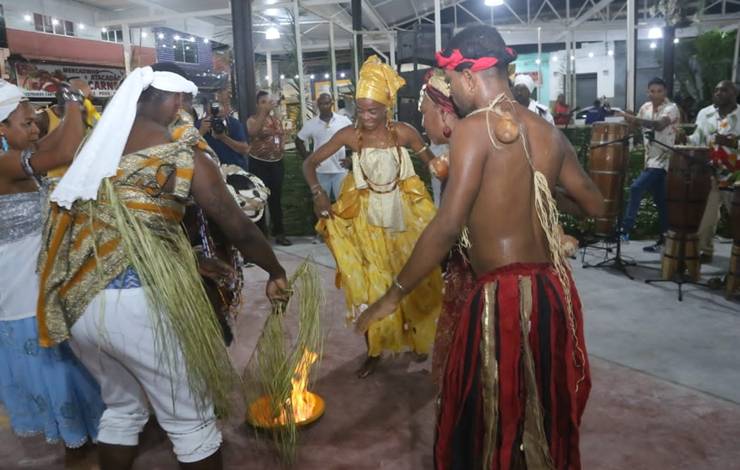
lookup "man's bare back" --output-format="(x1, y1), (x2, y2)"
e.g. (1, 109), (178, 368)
(461, 103), (566, 274)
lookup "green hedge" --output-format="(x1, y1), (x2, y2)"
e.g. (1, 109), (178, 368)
(280, 134), (731, 239)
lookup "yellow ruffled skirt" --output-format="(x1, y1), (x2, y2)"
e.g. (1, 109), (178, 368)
(318, 175), (442, 357)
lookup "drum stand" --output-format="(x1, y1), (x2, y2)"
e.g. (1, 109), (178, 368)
(582, 134), (636, 280)
(643, 139), (708, 302)
(644, 239), (704, 302)
(582, 211), (636, 280)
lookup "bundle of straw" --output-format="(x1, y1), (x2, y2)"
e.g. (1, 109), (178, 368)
(244, 259), (324, 464)
(103, 179), (239, 416)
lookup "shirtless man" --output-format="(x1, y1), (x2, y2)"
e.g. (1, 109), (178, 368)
(356, 25), (604, 469)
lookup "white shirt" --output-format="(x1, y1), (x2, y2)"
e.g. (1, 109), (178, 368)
(297, 113), (352, 174)
(689, 104), (740, 184)
(637, 99), (680, 170)
(528, 100), (555, 125)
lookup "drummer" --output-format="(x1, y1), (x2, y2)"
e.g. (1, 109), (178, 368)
(619, 77), (681, 252)
(689, 80), (740, 263)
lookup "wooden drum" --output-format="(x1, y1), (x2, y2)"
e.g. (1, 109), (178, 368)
(666, 146), (712, 234)
(727, 186), (740, 297)
(661, 231), (700, 281)
(732, 185), (740, 245)
(588, 122), (629, 237)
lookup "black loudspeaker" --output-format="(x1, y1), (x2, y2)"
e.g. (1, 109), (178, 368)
(397, 24), (452, 64)
(397, 98), (422, 135)
(397, 68), (431, 99)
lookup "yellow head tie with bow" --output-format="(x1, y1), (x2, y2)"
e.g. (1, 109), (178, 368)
(356, 55), (406, 109)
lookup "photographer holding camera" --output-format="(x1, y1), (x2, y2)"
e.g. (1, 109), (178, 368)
(247, 90), (291, 246)
(197, 88), (250, 171)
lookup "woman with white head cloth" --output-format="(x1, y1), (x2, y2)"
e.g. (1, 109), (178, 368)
(513, 73), (555, 125)
(36, 64), (288, 468)
(0, 80), (103, 465)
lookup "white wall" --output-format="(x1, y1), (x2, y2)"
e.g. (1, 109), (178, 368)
(4, 0), (103, 41)
(3, 0), (214, 49)
(548, 41), (616, 103)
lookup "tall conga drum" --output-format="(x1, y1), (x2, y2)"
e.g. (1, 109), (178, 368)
(732, 185), (740, 245)
(588, 122), (629, 237)
(661, 146), (711, 281)
(727, 185), (740, 297)
(665, 146), (712, 234)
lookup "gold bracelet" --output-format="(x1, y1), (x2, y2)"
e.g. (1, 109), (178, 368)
(415, 145), (429, 156)
(392, 276), (407, 294)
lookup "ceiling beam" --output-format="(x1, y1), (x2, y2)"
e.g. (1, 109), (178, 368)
(553, 0), (617, 40)
(97, 8), (231, 26)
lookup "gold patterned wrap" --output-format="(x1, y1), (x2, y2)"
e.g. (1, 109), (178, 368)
(356, 55), (406, 108)
(37, 127), (200, 347)
(317, 147), (442, 357)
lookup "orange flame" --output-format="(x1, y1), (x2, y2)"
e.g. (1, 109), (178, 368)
(249, 349), (324, 428)
(290, 349), (319, 422)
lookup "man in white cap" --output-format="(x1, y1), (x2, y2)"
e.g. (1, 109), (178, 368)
(36, 63), (289, 469)
(513, 73), (555, 125)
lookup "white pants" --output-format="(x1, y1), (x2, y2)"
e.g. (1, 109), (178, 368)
(697, 179), (734, 255)
(70, 288), (221, 463)
(317, 172), (346, 201)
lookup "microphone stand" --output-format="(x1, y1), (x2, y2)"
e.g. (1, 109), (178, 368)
(641, 135), (710, 301)
(582, 133), (637, 279)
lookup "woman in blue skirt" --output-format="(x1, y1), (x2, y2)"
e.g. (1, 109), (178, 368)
(0, 80), (103, 465)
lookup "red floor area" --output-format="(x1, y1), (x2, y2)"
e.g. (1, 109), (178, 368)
(1, 251), (739, 469)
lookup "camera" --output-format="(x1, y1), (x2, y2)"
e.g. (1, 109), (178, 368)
(210, 102), (228, 135)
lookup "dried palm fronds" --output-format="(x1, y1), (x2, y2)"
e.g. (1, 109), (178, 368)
(244, 259), (325, 465)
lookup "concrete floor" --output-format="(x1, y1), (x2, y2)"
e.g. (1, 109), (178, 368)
(1, 237), (739, 469)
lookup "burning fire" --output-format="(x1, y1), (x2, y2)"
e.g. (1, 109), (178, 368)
(248, 349), (325, 428)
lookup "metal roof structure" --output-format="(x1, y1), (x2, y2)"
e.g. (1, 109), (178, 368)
(85, 0), (740, 55)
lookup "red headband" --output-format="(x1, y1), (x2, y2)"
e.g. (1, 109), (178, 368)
(435, 47), (517, 72)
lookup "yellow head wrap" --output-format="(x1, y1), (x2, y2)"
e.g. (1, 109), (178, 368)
(356, 55), (406, 108)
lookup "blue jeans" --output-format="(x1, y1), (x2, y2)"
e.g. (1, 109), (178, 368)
(622, 168), (668, 235)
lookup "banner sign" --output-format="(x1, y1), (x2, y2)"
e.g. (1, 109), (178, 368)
(14, 62), (124, 98)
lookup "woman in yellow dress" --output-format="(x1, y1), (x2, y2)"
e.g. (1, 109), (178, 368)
(303, 56), (443, 377)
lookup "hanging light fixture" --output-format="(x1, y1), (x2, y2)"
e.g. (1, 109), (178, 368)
(484, 0), (504, 6)
(649, 41), (657, 49)
(648, 27), (663, 39)
(265, 27), (281, 40)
